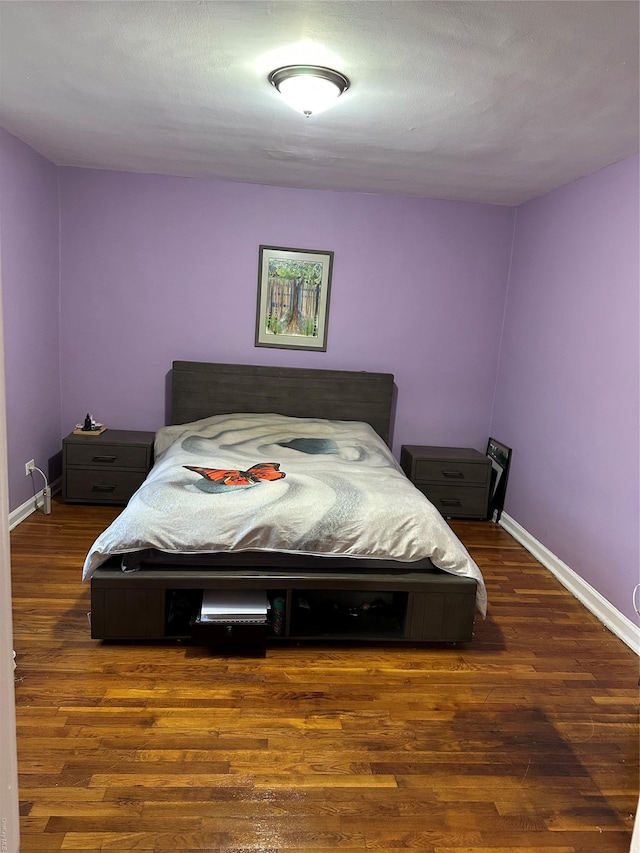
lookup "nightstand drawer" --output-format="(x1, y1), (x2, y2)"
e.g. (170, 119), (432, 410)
(416, 484), (488, 518)
(413, 458), (488, 486)
(65, 442), (150, 470)
(65, 469), (148, 503)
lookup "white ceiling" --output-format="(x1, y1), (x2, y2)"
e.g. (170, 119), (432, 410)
(0, 1), (638, 205)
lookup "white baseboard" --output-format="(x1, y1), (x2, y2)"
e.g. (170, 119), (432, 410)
(499, 512), (640, 656)
(9, 477), (61, 531)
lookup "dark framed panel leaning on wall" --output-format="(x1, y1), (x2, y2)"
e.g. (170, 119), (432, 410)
(486, 437), (512, 522)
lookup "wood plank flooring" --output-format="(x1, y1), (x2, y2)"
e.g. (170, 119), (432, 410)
(10, 500), (639, 852)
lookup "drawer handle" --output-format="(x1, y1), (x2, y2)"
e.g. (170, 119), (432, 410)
(440, 498), (462, 507)
(92, 455), (117, 463)
(442, 470), (464, 479)
(91, 484), (117, 493)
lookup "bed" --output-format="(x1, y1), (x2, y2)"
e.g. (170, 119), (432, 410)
(87, 361), (486, 646)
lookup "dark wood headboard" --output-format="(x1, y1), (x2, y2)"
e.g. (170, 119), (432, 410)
(171, 361), (395, 445)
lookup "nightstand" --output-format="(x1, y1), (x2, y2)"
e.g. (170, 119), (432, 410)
(62, 429), (155, 505)
(400, 445), (490, 519)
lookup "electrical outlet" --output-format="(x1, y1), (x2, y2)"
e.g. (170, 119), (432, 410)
(25, 459), (35, 476)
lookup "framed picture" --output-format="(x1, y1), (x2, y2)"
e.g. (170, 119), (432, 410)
(255, 245), (334, 351)
(486, 437), (512, 522)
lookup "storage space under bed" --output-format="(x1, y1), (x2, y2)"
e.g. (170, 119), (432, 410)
(90, 560), (477, 646)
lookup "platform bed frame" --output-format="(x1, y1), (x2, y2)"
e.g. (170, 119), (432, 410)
(90, 361), (478, 648)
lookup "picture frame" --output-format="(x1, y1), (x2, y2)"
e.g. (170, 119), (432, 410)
(486, 437), (512, 522)
(255, 245), (334, 351)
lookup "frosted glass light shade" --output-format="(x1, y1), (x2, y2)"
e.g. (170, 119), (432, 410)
(269, 65), (350, 116)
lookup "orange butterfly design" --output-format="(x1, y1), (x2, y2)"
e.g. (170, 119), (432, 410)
(184, 462), (286, 487)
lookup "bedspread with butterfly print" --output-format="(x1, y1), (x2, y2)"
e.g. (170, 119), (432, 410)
(82, 413), (487, 615)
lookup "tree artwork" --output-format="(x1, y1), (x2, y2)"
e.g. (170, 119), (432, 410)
(265, 257), (324, 338)
(255, 246), (333, 351)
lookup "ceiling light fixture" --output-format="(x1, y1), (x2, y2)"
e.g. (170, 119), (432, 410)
(268, 65), (350, 117)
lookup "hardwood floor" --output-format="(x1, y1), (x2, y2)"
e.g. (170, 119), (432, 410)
(10, 499), (639, 852)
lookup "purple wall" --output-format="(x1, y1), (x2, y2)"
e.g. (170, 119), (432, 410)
(491, 156), (640, 623)
(0, 130), (61, 510)
(58, 168), (514, 456)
